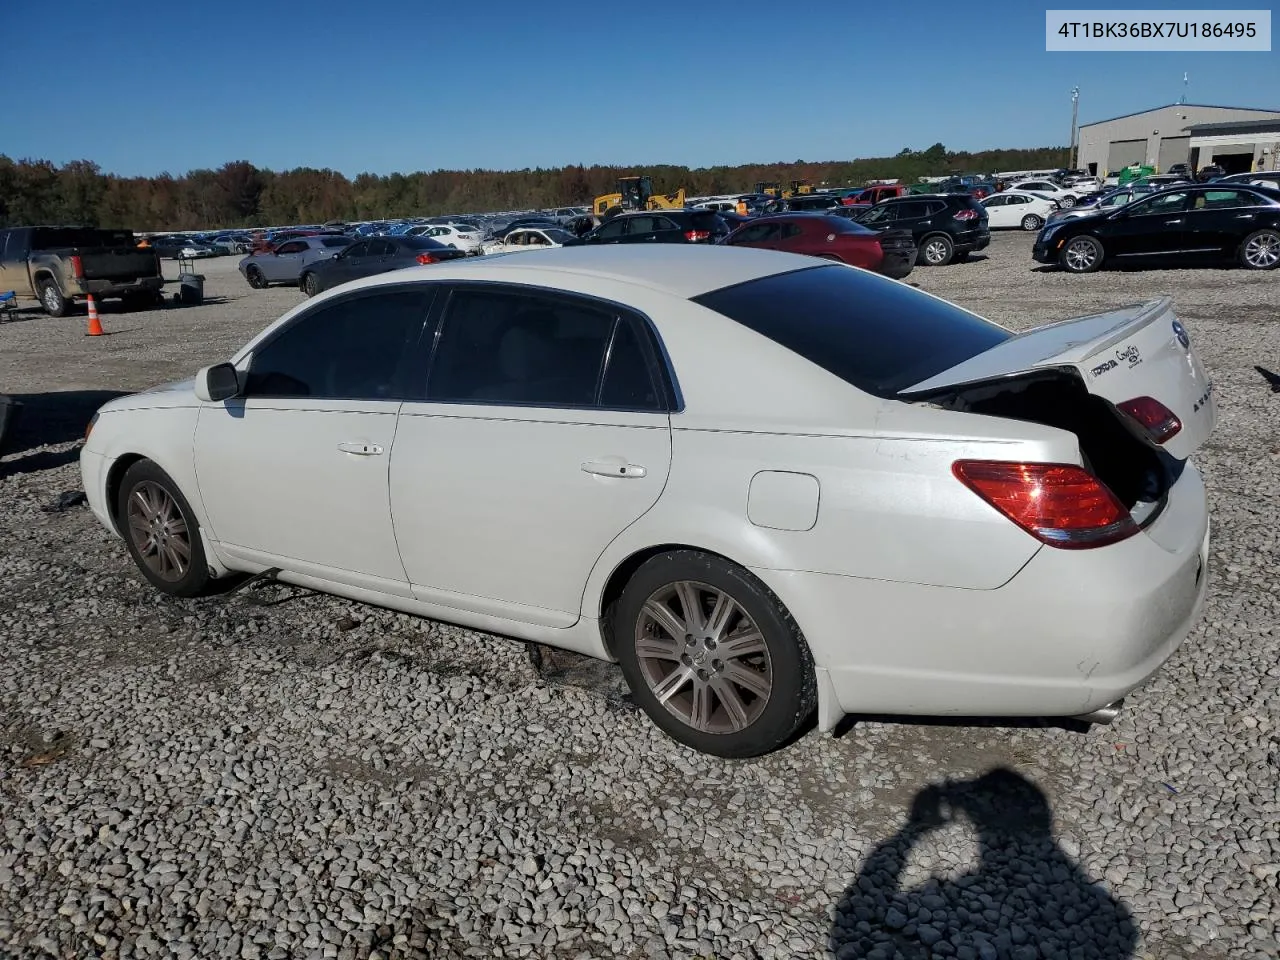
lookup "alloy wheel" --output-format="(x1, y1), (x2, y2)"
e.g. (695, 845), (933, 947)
(126, 481), (191, 582)
(1244, 232), (1280, 268)
(42, 286), (60, 312)
(924, 239), (949, 264)
(635, 580), (773, 734)
(1064, 238), (1098, 271)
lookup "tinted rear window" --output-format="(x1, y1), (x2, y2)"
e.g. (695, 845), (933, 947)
(690, 211), (728, 231)
(31, 227), (134, 249)
(691, 265), (1010, 397)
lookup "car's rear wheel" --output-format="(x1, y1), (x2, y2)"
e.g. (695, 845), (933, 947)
(1239, 229), (1280, 270)
(612, 550), (816, 758)
(918, 234), (954, 266)
(245, 266), (268, 289)
(116, 460), (212, 598)
(300, 271), (318, 297)
(1021, 214), (1044, 231)
(1060, 235), (1104, 273)
(38, 280), (69, 317)
(1060, 195), (1077, 207)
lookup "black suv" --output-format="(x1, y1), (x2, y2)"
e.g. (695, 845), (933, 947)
(850, 194), (990, 265)
(583, 209), (731, 245)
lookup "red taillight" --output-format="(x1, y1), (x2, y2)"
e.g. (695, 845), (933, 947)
(952, 460), (1139, 549)
(684, 230), (711, 242)
(953, 209), (979, 221)
(415, 253), (439, 265)
(70, 255), (84, 278)
(1117, 396), (1182, 444)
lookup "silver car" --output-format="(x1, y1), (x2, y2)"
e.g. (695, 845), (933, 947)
(238, 235), (354, 290)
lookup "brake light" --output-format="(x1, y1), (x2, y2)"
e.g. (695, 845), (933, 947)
(684, 230), (712, 242)
(952, 460), (1139, 549)
(70, 255), (84, 278)
(415, 253), (439, 265)
(1117, 396), (1182, 443)
(953, 209), (979, 221)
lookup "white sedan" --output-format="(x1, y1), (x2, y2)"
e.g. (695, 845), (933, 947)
(481, 227), (577, 256)
(981, 193), (1058, 231)
(408, 223), (484, 255)
(80, 246), (1215, 758)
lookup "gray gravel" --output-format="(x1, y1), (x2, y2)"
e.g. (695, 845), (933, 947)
(1, 237), (1278, 959)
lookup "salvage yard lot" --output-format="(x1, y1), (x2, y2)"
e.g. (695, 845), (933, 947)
(1, 232), (1277, 959)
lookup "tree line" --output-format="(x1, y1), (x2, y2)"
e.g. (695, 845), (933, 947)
(0, 143), (1069, 231)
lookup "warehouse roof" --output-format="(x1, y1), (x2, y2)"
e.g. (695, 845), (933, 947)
(1186, 119), (1280, 135)
(1079, 103), (1280, 129)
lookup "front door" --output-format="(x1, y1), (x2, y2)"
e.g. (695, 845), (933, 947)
(390, 284), (673, 627)
(1104, 190), (1192, 257)
(263, 239), (308, 282)
(193, 286), (436, 594)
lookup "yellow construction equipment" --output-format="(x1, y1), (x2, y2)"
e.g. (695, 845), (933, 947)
(754, 181), (782, 197)
(593, 176), (687, 219)
(788, 179), (814, 196)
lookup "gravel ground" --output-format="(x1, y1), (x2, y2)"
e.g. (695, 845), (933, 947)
(1, 237), (1277, 960)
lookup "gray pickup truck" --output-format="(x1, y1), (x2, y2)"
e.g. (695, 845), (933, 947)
(0, 225), (164, 316)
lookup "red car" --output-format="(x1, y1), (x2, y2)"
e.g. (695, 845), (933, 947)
(842, 184), (908, 207)
(720, 214), (916, 279)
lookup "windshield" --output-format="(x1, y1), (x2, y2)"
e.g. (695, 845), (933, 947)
(692, 265), (1010, 398)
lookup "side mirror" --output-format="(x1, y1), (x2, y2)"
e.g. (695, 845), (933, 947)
(194, 363), (241, 402)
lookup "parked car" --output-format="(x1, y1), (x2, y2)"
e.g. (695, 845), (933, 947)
(853, 195), (990, 266)
(763, 194), (839, 213)
(980, 193), (1058, 231)
(407, 223), (485, 254)
(481, 227), (579, 256)
(1047, 187), (1148, 223)
(79, 245), (1216, 758)
(485, 218), (562, 241)
(842, 185), (905, 207)
(1003, 180), (1081, 207)
(720, 214), (916, 279)
(1196, 164), (1226, 182)
(240, 235), (355, 292)
(152, 236), (218, 260)
(1032, 184), (1280, 272)
(582, 210), (731, 245)
(1167, 163), (1191, 178)
(305, 235), (467, 295)
(0, 225), (164, 316)
(1217, 170), (1280, 192)
(210, 234), (251, 256)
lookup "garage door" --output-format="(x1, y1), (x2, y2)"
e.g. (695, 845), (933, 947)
(1158, 136), (1190, 172)
(1107, 139), (1147, 173)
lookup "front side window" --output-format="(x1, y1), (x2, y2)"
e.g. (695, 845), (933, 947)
(245, 289), (433, 400)
(425, 288), (660, 409)
(1129, 192), (1191, 216)
(275, 241), (307, 255)
(341, 241), (369, 259)
(858, 204), (898, 224)
(594, 220), (628, 240)
(368, 239), (394, 256)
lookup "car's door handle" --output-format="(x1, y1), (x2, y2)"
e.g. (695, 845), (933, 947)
(1235, 213), (1256, 218)
(1165, 219), (1183, 224)
(581, 459), (646, 479)
(337, 442), (383, 456)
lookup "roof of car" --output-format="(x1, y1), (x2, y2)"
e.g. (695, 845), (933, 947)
(325, 245), (820, 300)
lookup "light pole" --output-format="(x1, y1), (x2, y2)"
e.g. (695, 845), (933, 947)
(1069, 87), (1080, 170)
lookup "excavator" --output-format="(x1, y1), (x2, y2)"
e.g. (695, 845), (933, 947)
(752, 179), (815, 198)
(592, 176), (687, 219)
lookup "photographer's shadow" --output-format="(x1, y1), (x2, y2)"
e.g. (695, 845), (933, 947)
(830, 769), (1137, 960)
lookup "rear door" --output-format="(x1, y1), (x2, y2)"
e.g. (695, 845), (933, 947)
(902, 296), (1215, 460)
(389, 283), (673, 627)
(1182, 188), (1265, 256)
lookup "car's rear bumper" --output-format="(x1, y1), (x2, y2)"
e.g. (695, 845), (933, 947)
(955, 229), (990, 253)
(761, 460), (1210, 721)
(74, 277), (164, 298)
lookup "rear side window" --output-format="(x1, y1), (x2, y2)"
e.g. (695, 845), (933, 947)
(690, 211), (726, 232)
(245, 289), (434, 400)
(692, 265), (1010, 398)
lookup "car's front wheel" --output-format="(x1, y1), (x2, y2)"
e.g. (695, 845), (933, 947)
(300, 271), (319, 297)
(245, 266), (268, 289)
(1239, 229), (1280, 270)
(1060, 194), (1077, 207)
(1021, 214), (1044, 231)
(612, 550), (816, 758)
(1060, 235), (1104, 273)
(116, 460), (212, 598)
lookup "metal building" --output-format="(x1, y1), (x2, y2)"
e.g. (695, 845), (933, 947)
(1076, 104), (1280, 177)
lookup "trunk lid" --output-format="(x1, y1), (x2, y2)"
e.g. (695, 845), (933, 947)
(901, 297), (1215, 461)
(79, 247), (162, 283)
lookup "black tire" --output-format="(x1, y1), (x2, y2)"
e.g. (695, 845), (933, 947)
(245, 266), (268, 289)
(1059, 234), (1104, 273)
(115, 460), (212, 598)
(1021, 214), (1044, 231)
(917, 233), (954, 266)
(1060, 194), (1077, 207)
(1238, 229), (1280, 270)
(611, 550), (816, 758)
(300, 271), (318, 297)
(37, 279), (69, 317)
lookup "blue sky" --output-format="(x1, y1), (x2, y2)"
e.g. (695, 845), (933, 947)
(2, 0), (1274, 176)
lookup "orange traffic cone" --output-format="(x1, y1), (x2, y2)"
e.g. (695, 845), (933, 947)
(86, 295), (104, 337)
